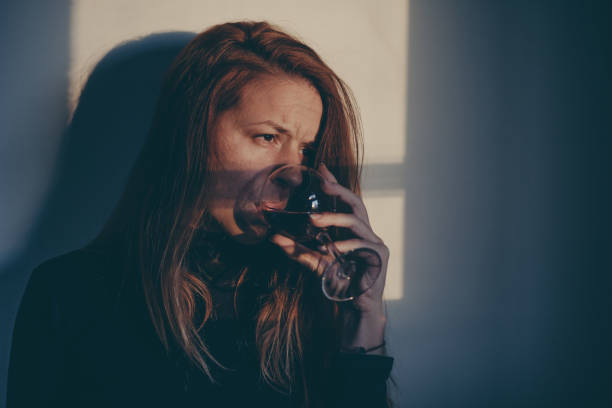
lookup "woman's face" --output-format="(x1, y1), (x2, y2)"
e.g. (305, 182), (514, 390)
(207, 75), (323, 241)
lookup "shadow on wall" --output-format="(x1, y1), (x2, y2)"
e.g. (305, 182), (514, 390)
(1, 31), (196, 405)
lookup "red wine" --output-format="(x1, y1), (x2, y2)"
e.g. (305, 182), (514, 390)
(262, 208), (322, 243)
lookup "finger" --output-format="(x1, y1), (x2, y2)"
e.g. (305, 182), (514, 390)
(324, 238), (388, 262)
(310, 212), (383, 244)
(326, 241), (388, 294)
(269, 234), (331, 278)
(327, 239), (389, 287)
(318, 163), (370, 225)
(318, 162), (338, 182)
(322, 264), (352, 299)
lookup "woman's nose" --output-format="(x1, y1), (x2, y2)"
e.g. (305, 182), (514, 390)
(279, 143), (305, 166)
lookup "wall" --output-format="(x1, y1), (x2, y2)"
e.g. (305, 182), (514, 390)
(2, 1), (610, 406)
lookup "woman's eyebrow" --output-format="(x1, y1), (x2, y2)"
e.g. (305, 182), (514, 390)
(245, 120), (318, 145)
(245, 120), (292, 137)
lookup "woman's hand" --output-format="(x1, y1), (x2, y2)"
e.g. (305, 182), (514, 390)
(268, 163), (389, 352)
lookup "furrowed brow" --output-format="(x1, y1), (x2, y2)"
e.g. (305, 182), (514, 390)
(246, 120), (292, 136)
(246, 120), (317, 145)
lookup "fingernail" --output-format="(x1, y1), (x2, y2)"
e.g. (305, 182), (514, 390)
(309, 213), (322, 219)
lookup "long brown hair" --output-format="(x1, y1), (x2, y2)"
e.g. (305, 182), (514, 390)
(87, 21), (386, 407)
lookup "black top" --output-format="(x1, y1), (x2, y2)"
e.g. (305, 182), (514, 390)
(7, 242), (393, 407)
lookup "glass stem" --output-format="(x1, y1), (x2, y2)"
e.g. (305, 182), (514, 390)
(315, 230), (345, 265)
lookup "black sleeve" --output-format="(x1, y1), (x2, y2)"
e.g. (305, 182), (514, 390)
(6, 265), (70, 407)
(329, 352), (394, 407)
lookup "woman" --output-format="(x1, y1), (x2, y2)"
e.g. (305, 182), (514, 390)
(7, 21), (394, 407)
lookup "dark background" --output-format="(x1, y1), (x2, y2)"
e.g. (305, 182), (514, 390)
(392, 1), (610, 406)
(1, 1), (610, 406)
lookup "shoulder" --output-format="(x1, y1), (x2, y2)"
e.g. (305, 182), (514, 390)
(28, 247), (122, 299)
(8, 247), (130, 406)
(31, 247), (109, 282)
(21, 246), (127, 333)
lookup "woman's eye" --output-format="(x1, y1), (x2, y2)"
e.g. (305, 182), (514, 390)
(256, 134), (277, 143)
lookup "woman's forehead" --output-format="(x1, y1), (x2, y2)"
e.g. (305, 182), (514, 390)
(232, 76), (323, 135)
(238, 76), (322, 112)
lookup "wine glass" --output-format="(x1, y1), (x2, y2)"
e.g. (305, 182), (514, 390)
(255, 164), (382, 302)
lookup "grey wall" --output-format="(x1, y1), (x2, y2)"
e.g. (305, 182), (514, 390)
(1, 0), (71, 404)
(386, 1), (610, 406)
(2, 1), (610, 407)
(0, 0), (196, 403)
